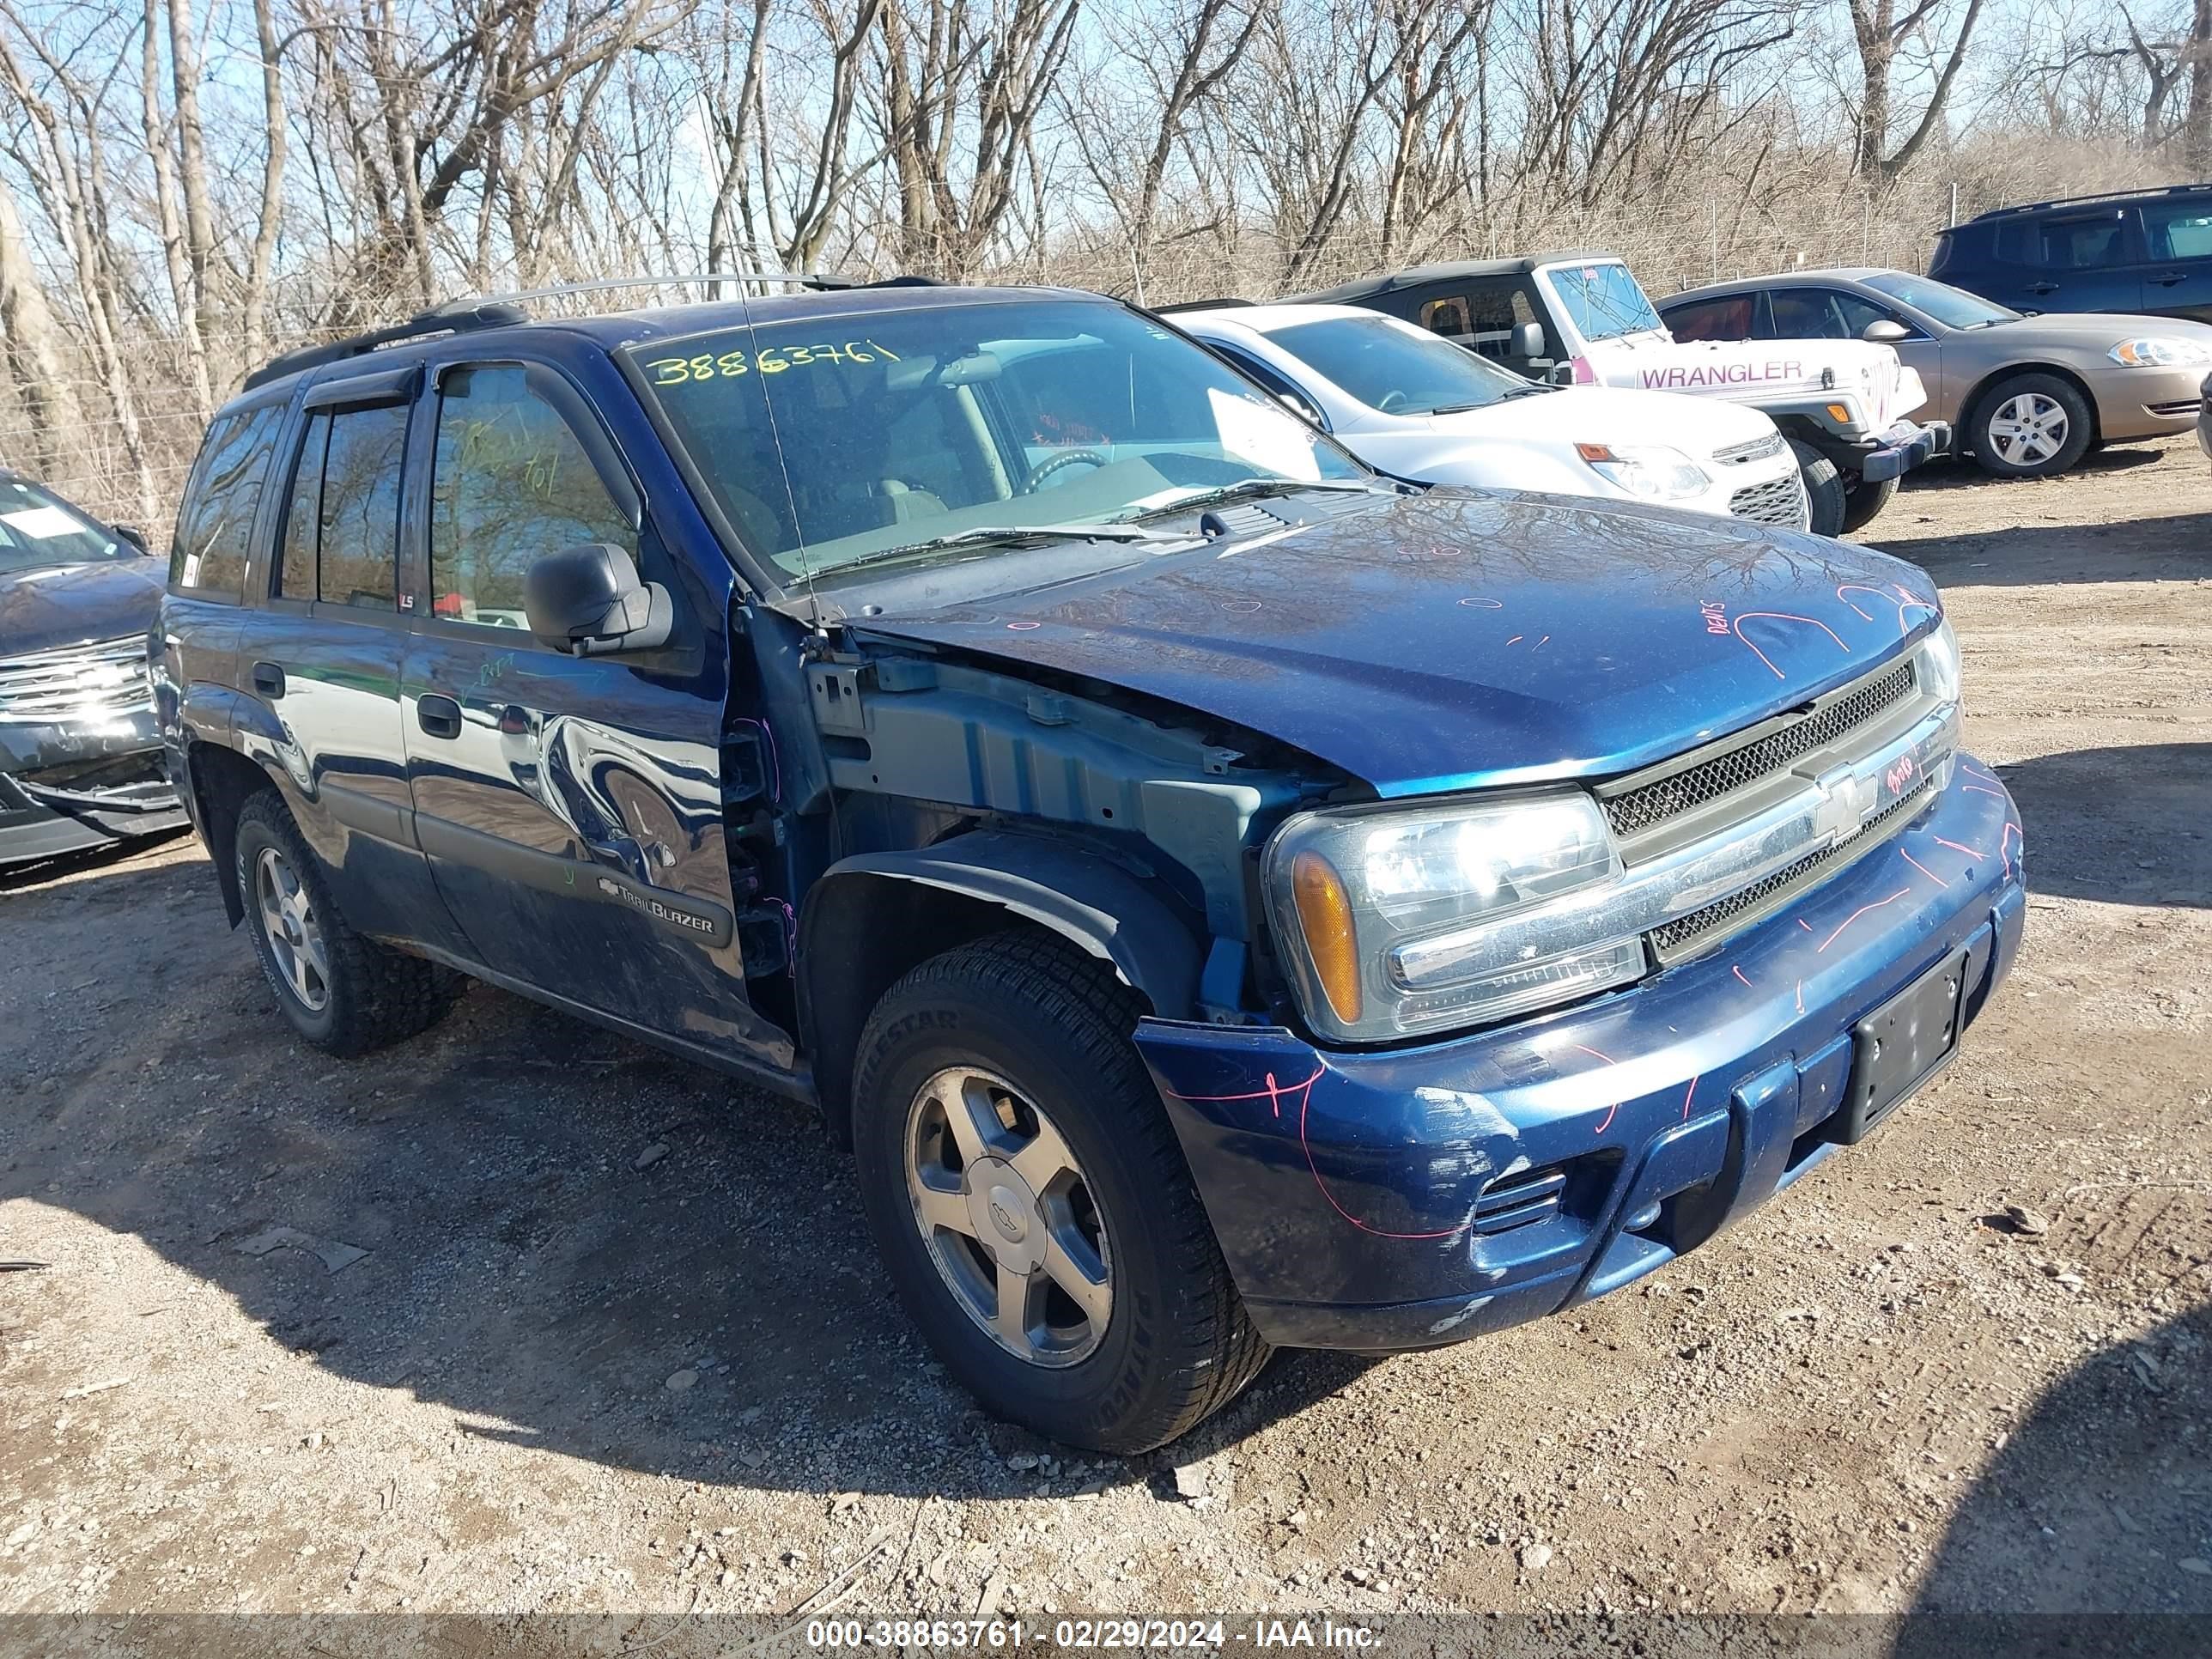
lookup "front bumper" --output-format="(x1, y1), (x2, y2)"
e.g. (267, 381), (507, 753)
(1136, 761), (2023, 1351)
(2196, 372), (2212, 459)
(0, 707), (186, 866)
(1856, 419), (1948, 482)
(2093, 363), (2209, 441)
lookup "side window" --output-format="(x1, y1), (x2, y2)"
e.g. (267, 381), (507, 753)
(1829, 290), (1912, 339)
(1766, 289), (1849, 338)
(275, 413), (331, 599)
(1994, 219), (2034, 265)
(171, 407), (279, 597)
(430, 365), (635, 629)
(317, 403), (408, 610)
(2038, 212), (2126, 270)
(1419, 296), (1472, 337)
(1663, 295), (1753, 341)
(1453, 280), (1544, 361)
(2142, 200), (2212, 261)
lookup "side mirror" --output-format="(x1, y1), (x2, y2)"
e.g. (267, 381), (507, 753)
(1510, 321), (1547, 360)
(112, 523), (149, 553)
(1861, 319), (1911, 343)
(524, 543), (672, 657)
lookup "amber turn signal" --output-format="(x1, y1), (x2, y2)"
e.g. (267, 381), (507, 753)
(1291, 849), (1363, 1026)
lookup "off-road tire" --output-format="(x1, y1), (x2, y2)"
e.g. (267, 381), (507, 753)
(850, 930), (1270, 1453)
(1966, 372), (2094, 479)
(1837, 471), (1897, 536)
(232, 791), (461, 1056)
(1789, 438), (1847, 537)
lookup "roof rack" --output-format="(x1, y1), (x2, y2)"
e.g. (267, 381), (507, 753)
(1967, 183), (2211, 222)
(1152, 297), (1254, 313)
(239, 269), (887, 392)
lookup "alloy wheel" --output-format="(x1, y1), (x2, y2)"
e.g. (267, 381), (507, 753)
(903, 1066), (1112, 1367)
(1988, 392), (2069, 467)
(254, 845), (331, 1013)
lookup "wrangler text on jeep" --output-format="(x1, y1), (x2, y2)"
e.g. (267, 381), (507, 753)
(158, 276), (2025, 1453)
(1301, 255), (1948, 538)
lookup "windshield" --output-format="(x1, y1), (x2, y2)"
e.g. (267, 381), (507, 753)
(1547, 263), (1665, 343)
(629, 298), (1368, 587)
(1264, 315), (1537, 414)
(1862, 271), (2021, 330)
(0, 477), (125, 574)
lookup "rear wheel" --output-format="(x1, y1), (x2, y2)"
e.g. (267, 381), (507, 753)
(1837, 471), (1897, 536)
(1968, 373), (2094, 478)
(1789, 438), (1846, 536)
(232, 793), (460, 1055)
(850, 931), (1269, 1453)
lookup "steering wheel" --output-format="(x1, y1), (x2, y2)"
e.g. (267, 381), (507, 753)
(1376, 388), (1409, 414)
(1020, 448), (1111, 494)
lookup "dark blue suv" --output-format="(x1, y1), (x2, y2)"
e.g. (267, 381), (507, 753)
(157, 278), (2026, 1452)
(1931, 185), (2212, 321)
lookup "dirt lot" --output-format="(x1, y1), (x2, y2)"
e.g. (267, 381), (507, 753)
(3, 439), (2208, 1635)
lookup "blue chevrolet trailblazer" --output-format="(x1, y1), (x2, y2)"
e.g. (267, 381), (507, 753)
(156, 277), (2025, 1452)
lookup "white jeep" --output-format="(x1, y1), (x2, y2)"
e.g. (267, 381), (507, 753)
(1299, 253), (1948, 536)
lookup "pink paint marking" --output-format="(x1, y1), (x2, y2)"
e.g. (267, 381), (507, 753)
(1838, 581), (1938, 637)
(1680, 1073), (1698, 1121)
(1731, 964), (1754, 989)
(1568, 1042), (1623, 1133)
(1798, 919), (1814, 933)
(1505, 635), (1523, 646)
(1932, 835), (1984, 860)
(1006, 620), (1042, 630)
(1458, 596), (1504, 610)
(1794, 980), (1805, 1014)
(1961, 783), (2006, 800)
(1532, 635), (1550, 650)
(1899, 848), (1951, 889)
(1835, 583), (1880, 621)
(1731, 611), (1851, 679)
(1814, 887), (1911, 953)
(1168, 1066), (1326, 1104)
(1222, 599), (1263, 614)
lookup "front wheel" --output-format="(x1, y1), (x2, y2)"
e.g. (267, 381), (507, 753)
(1837, 471), (1897, 536)
(850, 932), (1269, 1453)
(1789, 438), (1846, 536)
(1969, 373), (2094, 478)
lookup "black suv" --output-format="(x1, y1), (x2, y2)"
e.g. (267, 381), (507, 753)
(156, 277), (2023, 1453)
(1931, 185), (2212, 322)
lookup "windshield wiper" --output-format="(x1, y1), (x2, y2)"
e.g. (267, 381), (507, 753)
(1129, 477), (1385, 520)
(811, 521), (1183, 580)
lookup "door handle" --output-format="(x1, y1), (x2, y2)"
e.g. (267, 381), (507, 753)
(2154, 270), (2188, 286)
(2025, 281), (2058, 295)
(251, 661), (285, 698)
(416, 695), (463, 739)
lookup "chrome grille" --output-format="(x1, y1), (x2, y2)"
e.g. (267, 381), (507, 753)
(1649, 784), (1931, 961)
(1601, 659), (1917, 838)
(0, 635), (155, 724)
(1712, 431), (1786, 465)
(1727, 472), (1808, 526)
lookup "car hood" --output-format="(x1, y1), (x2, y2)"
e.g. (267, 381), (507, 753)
(855, 489), (1940, 798)
(0, 556), (165, 659)
(1984, 311), (2212, 349)
(1418, 384), (1776, 457)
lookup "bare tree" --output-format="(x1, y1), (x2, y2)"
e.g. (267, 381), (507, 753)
(1844, 0), (1987, 179)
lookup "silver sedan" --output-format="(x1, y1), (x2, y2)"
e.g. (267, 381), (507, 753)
(1657, 267), (2212, 479)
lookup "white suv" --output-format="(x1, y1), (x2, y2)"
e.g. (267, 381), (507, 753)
(1173, 302), (1808, 531)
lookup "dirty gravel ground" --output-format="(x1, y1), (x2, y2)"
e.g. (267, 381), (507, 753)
(2, 438), (2207, 1634)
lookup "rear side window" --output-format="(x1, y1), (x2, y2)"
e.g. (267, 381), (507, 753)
(2036, 212), (2128, 270)
(171, 407), (280, 597)
(1663, 295), (1753, 341)
(317, 404), (409, 609)
(275, 413), (331, 599)
(429, 366), (636, 629)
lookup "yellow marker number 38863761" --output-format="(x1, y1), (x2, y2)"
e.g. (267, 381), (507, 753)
(643, 340), (901, 386)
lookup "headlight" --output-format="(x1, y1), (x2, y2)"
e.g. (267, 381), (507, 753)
(1920, 616), (1961, 707)
(1265, 793), (1643, 1042)
(2108, 337), (2212, 368)
(1573, 442), (1710, 501)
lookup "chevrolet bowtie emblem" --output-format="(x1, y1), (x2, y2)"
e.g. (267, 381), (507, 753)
(1814, 770), (1878, 844)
